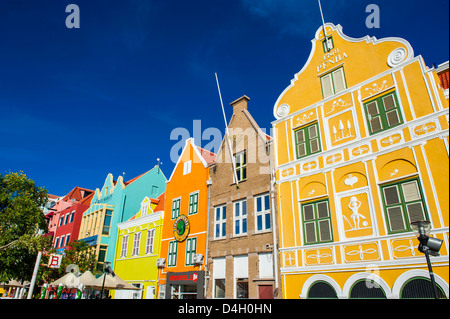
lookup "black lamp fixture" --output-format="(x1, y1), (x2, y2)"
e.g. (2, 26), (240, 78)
(100, 261), (115, 299)
(410, 221), (443, 299)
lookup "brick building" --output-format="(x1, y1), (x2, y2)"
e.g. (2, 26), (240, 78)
(205, 96), (280, 299)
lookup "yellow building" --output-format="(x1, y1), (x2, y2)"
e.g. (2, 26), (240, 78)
(272, 23), (449, 299)
(111, 194), (165, 299)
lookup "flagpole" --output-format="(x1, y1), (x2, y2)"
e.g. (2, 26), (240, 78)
(27, 251), (42, 299)
(215, 72), (239, 188)
(318, 0), (329, 52)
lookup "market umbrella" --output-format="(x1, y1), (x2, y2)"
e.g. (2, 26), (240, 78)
(93, 273), (117, 290)
(77, 271), (97, 288)
(93, 273), (140, 290)
(2, 279), (23, 287)
(48, 272), (79, 288)
(110, 275), (140, 290)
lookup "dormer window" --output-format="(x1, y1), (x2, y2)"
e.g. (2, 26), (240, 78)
(183, 160), (192, 175)
(142, 202), (150, 216)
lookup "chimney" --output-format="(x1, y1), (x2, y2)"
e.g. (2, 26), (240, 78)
(230, 95), (250, 114)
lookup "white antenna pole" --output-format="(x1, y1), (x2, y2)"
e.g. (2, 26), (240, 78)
(318, 0), (329, 52)
(215, 72), (239, 187)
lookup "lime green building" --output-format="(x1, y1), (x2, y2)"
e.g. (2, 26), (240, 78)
(112, 194), (165, 299)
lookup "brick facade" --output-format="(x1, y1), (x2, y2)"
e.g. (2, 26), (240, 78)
(205, 96), (280, 299)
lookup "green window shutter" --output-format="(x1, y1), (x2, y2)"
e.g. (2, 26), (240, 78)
(387, 206), (406, 232)
(382, 178), (429, 234)
(295, 123), (322, 159)
(302, 200), (333, 245)
(365, 91), (403, 135)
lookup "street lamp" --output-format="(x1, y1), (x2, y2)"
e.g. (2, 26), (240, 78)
(410, 221), (443, 299)
(100, 262), (115, 299)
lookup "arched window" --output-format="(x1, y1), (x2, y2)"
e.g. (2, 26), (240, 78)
(349, 280), (386, 299)
(401, 277), (446, 299)
(307, 281), (338, 299)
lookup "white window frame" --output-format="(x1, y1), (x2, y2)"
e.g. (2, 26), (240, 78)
(65, 233), (71, 246)
(142, 202), (150, 216)
(121, 235), (128, 258)
(254, 193), (271, 233)
(146, 228), (155, 254)
(183, 160), (192, 175)
(214, 204), (227, 239)
(132, 232), (141, 256)
(233, 199), (247, 236)
(69, 211), (75, 223)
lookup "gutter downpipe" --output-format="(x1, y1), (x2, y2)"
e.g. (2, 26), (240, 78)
(268, 140), (280, 296)
(204, 177), (212, 298)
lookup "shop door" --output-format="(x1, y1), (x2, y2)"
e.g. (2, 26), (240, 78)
(258, 285), (273, 299)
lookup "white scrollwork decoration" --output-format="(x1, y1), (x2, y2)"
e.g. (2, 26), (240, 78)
(387, 47), (407, 68)
(276, 104), (290, 119)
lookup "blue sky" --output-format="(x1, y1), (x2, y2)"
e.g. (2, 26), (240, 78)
(0, 0), (448, 196)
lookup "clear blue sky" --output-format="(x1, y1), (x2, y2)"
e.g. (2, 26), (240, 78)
(0, 0), (448, 196)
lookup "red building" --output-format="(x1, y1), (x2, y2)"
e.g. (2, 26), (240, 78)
(49, 187), (94, 251)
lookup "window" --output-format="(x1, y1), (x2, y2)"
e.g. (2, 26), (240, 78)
(234, 151), (247, 182)
(102, 209), (113, 235)
(65, 234), (70, 246)
(381, 178), (428, 234)
(54, 237), (60, 248)
(321, 67), (346, 99)
(97, 245), (108, 272)
(214, 205), (227, 239)
(215, 279), (226, 299)
(121, 235), (128, 258)
(185, 237), (197, 266)
(295, 122), (322, 159)
(301, 199), (333, 244)
(168, 241), (178, 267)
(60, 235), (65, 248)
(132, 232), (141, 256)
(188, 192), (199, 215)
(69, 211), (75, 223)
(183, 160), (192, 175)
(64, 214), (69, 225)
(213, 258), (226, 298)
(255, 194), (271, 232)
(234, 199), (247, 236)
(171, 198), (181, 219)
(364, 91), (403, 135)
(234, 255), (249, 299)
(322, 36), (334, 52)
(59, 216), (64, 227)
(146, 229), (155, 254)
(142, 202), (150, 216)
(236, 279), (249, 299)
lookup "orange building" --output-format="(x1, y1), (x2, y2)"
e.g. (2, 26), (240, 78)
(157, 138), (216, 299)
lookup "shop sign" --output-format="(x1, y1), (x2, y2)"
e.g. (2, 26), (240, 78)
(168, 272), (198, 282)
(47, 254), (63, 269)
(173, 214), (190, 242)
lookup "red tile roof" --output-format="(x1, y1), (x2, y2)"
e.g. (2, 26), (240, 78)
(196, 146), (217, 165)
(438, 70), (449, 90)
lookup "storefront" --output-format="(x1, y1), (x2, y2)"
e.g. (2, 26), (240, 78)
(165, 271), (205, 299)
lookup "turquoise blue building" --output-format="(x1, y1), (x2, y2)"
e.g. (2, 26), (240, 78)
(78, 166), (167, 271)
